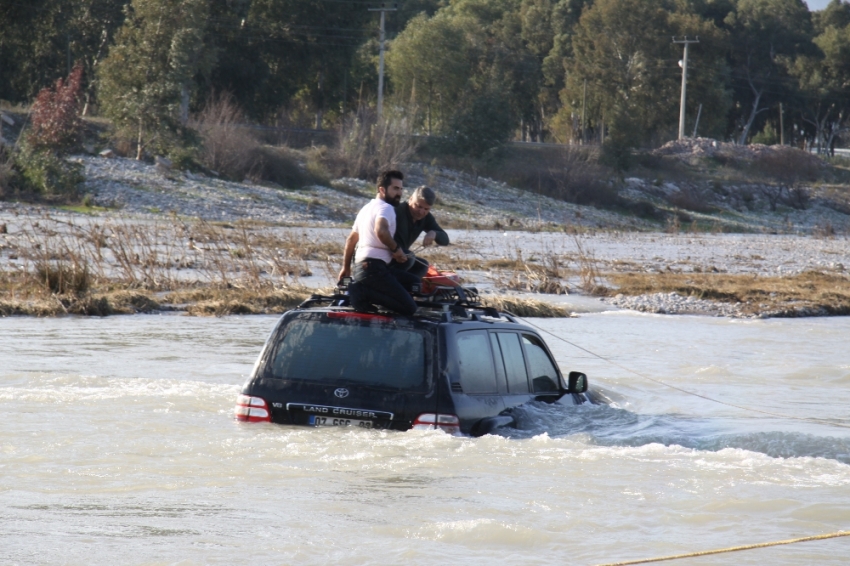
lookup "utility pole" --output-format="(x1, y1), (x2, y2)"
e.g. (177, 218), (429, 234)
(779, 103), (785, 145)
(369, 3), (397, 119)
(673, 36), (699, 140)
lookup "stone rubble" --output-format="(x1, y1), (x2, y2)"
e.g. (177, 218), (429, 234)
(606, 292), (747, 317)
(73, 154), (655, 231)
(2, 151), (846, 319)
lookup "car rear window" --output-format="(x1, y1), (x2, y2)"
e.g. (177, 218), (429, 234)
(268, 319), (427, 389)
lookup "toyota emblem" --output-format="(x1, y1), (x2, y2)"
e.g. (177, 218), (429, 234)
(334, 388), (350, 399)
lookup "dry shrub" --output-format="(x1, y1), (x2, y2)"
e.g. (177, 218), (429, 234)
(485, 246), (569, 295)
(573, 236), (604, 294)
(3, 214), (329, 316)
(177, 287), (310, 316)
(191, 93), (261, 180)
(503, 264), (568, 295)
(494, 145), (616, 207)
(88, 290), (161, 313)
(19, 221), (94, 295)
(607, 271), (850, 315)
(36, 263), (91, 295)
(752, 146), (819, 211)
(481, 295), (570, 318)
(0, 147), (13, 197)
(813, 222), (836, 238)
(327, 110), (419, 180)
(251, 145), (324, 188)
(667, 185), (716, 213)
(29, 65), (84, 153)
(752, 146), (820, 183)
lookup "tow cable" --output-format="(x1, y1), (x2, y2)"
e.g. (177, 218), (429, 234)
(506, 313), (850, 563)
(509, 312), (850, 430)
(592, 530), (850, 566)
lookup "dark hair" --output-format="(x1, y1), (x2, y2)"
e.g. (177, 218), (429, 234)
(377, 169), (404, 189)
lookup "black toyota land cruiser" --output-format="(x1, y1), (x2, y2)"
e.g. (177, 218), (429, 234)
(235, 293), (589, 436)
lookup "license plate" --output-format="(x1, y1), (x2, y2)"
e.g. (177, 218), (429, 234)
(309, 415), (375, 428)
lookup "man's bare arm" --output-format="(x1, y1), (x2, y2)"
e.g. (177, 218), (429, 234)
(338, 230), (359, 281)
(375, 217), (407, 263)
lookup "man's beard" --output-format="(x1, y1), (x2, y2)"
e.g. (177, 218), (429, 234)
(384, 193), (401, 206)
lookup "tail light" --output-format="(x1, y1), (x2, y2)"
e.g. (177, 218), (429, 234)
(412, 413), (460, 435)
(234, 394), (271, 422)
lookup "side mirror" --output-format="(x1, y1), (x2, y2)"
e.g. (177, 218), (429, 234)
(566, 371), (588, 393)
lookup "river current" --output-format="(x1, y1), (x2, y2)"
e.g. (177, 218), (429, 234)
(2, 312), (849, 565)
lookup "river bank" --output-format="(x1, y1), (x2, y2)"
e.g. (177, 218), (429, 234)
(2, 195), (848, 318)
(3, 150), (850, 318)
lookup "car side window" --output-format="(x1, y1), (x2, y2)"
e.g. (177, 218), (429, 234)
(522, 334), (560, 393)
(456, 331), (498, 394)
(489, 333), (506, 385)
(495, 332), (528, 394)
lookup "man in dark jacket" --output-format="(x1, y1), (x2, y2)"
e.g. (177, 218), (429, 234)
(391, 186), (449, 279)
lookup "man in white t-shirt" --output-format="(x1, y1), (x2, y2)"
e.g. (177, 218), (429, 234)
(338, 170), (418, 315)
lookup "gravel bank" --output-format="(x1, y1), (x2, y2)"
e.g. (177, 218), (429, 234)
(1, 154), (848, 318)
(75, 154), (651, 231)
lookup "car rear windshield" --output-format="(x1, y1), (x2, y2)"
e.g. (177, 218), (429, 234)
(268, 319), (427, 389)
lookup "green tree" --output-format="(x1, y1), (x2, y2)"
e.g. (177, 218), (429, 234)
(0, 0), (126, 106)
(98, 0), (213, 159)
(787, 12), (850, 152)
(209, 0), (371, 125)
(814, 0), (850, 32)
(540, 0), (591, 141)
(562, 0), (729, 156)
(449, 0), (543, 141)
(386, 13), (472, 135)
(725, 0), (814, 144)
(444, 85), (516, 157)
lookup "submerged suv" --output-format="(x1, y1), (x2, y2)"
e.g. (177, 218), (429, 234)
(235, 293), (589, 436)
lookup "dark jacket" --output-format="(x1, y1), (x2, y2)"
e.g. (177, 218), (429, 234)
(393, 201), (450, 250)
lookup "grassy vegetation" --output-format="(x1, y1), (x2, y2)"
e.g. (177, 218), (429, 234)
(480, 295), (570, 318)
(605, 271), (850, 316)
(0, 215), (325, 317)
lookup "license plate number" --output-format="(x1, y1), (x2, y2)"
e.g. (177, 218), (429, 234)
(309, 415), (374, 428)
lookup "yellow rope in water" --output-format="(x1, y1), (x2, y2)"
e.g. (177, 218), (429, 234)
(511, 314), (850, 430)
(593, 530), (850, 566)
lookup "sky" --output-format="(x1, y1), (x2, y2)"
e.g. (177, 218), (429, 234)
(807, 0), (834, 11)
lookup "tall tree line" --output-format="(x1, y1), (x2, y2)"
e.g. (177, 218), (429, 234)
(2, 0), (850, 152)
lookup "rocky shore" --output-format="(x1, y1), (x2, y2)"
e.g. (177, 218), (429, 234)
(1, 152), (849, 318)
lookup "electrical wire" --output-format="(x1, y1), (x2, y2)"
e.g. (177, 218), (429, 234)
(508, 312), (850, 430)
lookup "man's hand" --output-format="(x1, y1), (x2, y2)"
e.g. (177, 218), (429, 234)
(338, 265), (351, 283)
(339, 230), (358, 284)
(422, 230), (437, 247)
(392, 247), (407, 263)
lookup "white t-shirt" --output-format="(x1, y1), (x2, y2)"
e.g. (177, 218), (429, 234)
(353, 198), (396, 263)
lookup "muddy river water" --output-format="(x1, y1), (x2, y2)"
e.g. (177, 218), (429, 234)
(2, 312), (850, 565)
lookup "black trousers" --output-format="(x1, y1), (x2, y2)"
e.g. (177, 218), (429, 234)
(349, 258), (418, 316)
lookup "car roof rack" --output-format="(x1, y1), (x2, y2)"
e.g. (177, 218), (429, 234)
(298, 293), (351, 309)
(297, 280), (517, 324)
(417, 302), (517, 324)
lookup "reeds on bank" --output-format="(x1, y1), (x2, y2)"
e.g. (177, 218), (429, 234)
(0, 215), (318, 316)
(4, 214), (847, 318)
